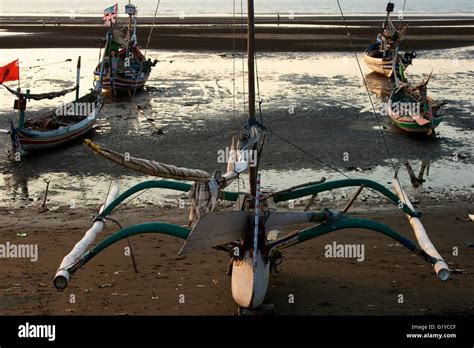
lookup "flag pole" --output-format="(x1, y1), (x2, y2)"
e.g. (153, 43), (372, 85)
(109, 15), (115, 96)
(16, 60), (25, 129)
(17, 60), (20, 123)
(75, 56), (81, 102)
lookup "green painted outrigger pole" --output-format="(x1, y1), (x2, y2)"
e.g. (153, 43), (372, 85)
(58, 192), (436, 284)
(94, 178), (419, 222)
(65, 218), (437, 281)
(55, 177), (430, 288)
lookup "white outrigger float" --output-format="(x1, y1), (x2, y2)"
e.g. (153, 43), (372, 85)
(54, 0), (450, 313)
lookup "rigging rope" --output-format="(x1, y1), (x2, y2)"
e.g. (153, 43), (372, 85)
(2, 83), (76, 100)
(265, 127), (353, 180)
(102, 0), (162, 207)
(336, 0), (410, 203)
(232, 0), (237, 121)
(336, 1), (399, 177)
(254, 51), (263, 124)
(24, 59), (72, 69)
(399, 0), (408, 28)
(262, 125), (400, 205)
(221, 1), (401, 205)
(144, 0), (161, 58)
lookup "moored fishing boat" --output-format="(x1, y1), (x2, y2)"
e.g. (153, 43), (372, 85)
(1, 57), (102, 156)
(93, 3), (157, 94)
(363, 2), (416, 78)
(387, 72), (444, 135)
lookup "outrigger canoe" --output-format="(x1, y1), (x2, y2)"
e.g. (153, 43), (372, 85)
(9, 92), (101, 153)
(3, 56), (102, 155)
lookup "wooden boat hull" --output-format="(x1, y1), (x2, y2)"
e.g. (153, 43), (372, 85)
(387, 89), (443, 135)
(15, 118), (97, 151)
(94, 72), (150, 92)
(364, 43), (405, 77)
(388, 113), (443, 134)
(94, 46), (151, 92)
(11, 93), (102, 152)
(364, 55), (394, 77)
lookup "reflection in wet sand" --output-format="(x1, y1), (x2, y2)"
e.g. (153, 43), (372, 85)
(403, 160), (430, 188)
(365, 71), (393, 98)
(3, 169), (29, 201)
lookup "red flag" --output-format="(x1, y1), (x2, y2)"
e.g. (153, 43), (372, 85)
(103, 3), (118, 25)
(0, 59), (19, 84)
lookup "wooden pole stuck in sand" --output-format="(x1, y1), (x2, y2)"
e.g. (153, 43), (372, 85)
(392, 179), (450, 281)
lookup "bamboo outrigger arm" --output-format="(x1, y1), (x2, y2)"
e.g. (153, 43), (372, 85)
(54, 222), (191, 290)
(392, 179), (450, 281)
(54, 183), (120, 290)
(268, 217), (444, 274)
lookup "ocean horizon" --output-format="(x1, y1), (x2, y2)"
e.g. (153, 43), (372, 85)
(0, 0), (473, 16)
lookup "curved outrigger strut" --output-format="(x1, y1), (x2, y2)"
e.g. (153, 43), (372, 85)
(54, 177), (450, 298)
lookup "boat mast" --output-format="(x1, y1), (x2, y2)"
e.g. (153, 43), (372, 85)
(128, 0), (132, 42)
(247, 0), (257, 198)
(108, 12), (115, 96)
(384, 1), (394, 29)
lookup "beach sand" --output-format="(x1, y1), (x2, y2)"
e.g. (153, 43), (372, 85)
(0, 198), (472, 315)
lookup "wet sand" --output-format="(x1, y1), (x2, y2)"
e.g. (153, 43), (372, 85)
(0, 198), (472, 315)
(1, 16), (474, 50)
(1, 48), (472, 206)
